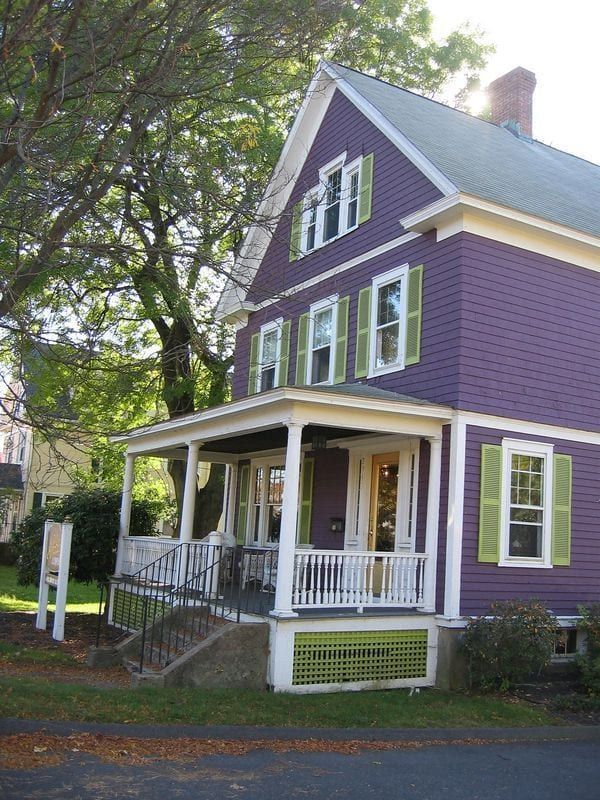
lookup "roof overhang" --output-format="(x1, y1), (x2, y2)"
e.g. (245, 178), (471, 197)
(110, 386), (453, 459)
(400, 193), (600, 273)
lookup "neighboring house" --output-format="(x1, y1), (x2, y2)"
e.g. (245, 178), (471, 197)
(0, 384), (91, 542)
(111, 63), (599, 692)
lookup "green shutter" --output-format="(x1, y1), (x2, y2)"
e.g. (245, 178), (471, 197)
(277, 320), (291, 387)
(478, 444), (502, 563)
(355, 286), (371, 378)
(405, 264), (423, 366)
(236, 464), (250, 545)
(295, 313), (309, 385)
(333, 296), (349, 385)
(552, 453), (572, 566)
(289, 200), (303, 262)
(248, 333), (260, 395)
(297, 457), (314, 545)
(358, 153), (374, 224)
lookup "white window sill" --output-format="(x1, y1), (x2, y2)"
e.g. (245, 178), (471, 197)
(498, 559), (553, 569)
(368, 362), (405, 379)
(300, 223), (359, 258)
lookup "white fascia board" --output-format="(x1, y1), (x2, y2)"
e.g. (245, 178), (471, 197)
(458, 409), (600, 446)
(322, 63), (457, 198)
(400, 192), (600, 251)
(216, 65), (336, 322)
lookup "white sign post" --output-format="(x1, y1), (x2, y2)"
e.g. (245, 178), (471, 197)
(36, 518), (74, 641)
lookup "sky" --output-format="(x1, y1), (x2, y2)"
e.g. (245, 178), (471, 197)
(427, 0), (600, 164)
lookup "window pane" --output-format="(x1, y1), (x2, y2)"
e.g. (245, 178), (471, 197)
(312, 347), (330, 384)
(347, 171), (359, 228)
(377, 281), (402, 325)
(509, 523), (542, 558)
(254, 467), (263, 504)
(376, 323), (400, 367)
(262, 329), (278, 364)
(268, 466), (285, 505)
(324, 203), (340, 241)
(313, 307), (332, 348)
(326, 168), (342, 204)
(261, 366), (275, 391)
(510, 508), (543, 524)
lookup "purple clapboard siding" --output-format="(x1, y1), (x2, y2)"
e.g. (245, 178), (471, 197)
(246, 89), (443, 305)
(461, 425), (600, 617)
(232, 230), (463, 403)
(458, 233), (600, 431)
(308, 447), (349, 549)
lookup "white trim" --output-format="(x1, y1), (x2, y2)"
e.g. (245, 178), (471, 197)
(307, 295), (338, 385)
(459, 409), (600, 446)
(368, 263), (409, 377)
(444, 414), (466, 619)
(322, 63), (457, 197)
(499, 438), (554, 569)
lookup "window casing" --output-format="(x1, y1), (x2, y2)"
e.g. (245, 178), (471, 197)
(499, 439), (554, 568)
(258, 319), (282, 392)
(307, 297), (338, 385)
(369, 264), (409, 377)
(301, 153), (361, 254)
(249, 460), (285, 546)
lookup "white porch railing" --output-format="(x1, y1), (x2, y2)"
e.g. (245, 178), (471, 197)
(119, 536), (178, 577)
(292, 549), (427, 609)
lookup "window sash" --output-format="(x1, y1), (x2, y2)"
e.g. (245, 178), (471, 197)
(258, 321), (282, 391)
(369, 267), (408, 375)
(307, 299), (337, 385)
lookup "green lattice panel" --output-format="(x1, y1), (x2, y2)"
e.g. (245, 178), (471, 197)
(112, 589), (164, 631)
(293, 629), (428, 685)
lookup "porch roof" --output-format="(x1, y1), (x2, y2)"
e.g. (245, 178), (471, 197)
(110, 384), (453, 460)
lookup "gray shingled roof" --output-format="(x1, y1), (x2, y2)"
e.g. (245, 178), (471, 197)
(330, 63), (600, 239)
(305, 383), (442, 405)
(0, 463), (23, 491)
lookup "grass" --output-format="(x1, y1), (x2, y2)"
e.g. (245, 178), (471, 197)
(0, 565), (101, 613)
(0, 677), (557, 728)
(0, 642), (77, 666)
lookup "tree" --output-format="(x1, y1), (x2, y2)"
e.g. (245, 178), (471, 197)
(0, 1), (491, 530)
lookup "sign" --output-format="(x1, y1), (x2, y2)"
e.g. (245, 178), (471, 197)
(36, 519), (73, 641)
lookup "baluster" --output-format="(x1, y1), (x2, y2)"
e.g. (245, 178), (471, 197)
(334, 555), (342, 605)
(366, 555), (373, 604)
(323, 554), (330, 604)
(293, 552), (301, 606)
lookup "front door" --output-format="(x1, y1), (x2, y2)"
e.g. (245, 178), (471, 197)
(368, 453), (400, 552)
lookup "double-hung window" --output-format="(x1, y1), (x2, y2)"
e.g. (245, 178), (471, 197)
(250, 462), (285, 546)
(249, 318), (291, 395)
(370, 265), (408, 375)
(259, 321), (281, 392)
(308, 297), (337, 385)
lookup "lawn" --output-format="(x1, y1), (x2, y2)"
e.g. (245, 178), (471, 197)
(0, 565), (101, 613)
(0, 676), (557, 728)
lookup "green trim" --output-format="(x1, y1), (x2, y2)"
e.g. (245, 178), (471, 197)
(358, 153), (374, 224)
(293, 629), (428, 685)
(478, 444), (502, 563)
(248, 333), (260, 395)
(354, 286), (371, 378)
(552, 453), (572, 566)
(333, 296), (349, 384)
(112, 589), (164, 631)
(236, 464), (251, 545)
(405, 264), (423, 366)
(277, 320), (291, 387)
(289, 201), (303, 262)
(295, 313), (309, 386)
(297, 457), (314, 545)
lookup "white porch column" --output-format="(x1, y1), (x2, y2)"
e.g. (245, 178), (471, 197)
(423, 435), (443, 613)
(272, 421), (305, 618)
(115, 453), (136, 574)
(224, 463), (238, 534)
(180, 441), (201, 544)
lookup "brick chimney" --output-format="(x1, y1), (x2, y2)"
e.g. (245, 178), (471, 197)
(488, 67), (536, 139)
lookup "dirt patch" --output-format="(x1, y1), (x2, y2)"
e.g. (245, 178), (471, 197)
(0, 611), (129, 688)
(512, 680), (600, 725)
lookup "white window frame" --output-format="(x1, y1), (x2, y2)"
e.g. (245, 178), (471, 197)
(499, 438), (554, 569)
(258, 318), (283, 392)
(301, 152), (362, 255)
(369, 264), (409, 378)
(247, 456), (286, 548)
(307, 295), (338, 386)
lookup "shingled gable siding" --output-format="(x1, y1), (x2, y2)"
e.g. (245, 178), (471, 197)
(245, 89), (443, 305)
(461, 426), (600, 617)
(232, 231), (462, 401)
(458, 232), (600, 431)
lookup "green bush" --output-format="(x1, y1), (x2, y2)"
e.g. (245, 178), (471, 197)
(576, 604), (600, 696)
(11, 488), (165, 587)
(462, 599), (557, 691)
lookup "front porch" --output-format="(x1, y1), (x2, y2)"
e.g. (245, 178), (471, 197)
(110, 384), (452, 690)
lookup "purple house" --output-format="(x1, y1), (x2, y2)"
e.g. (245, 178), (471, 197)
(110, 63), (600, 692)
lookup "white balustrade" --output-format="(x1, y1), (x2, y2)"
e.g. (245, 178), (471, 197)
(119, 536), (178, 578)
(292, 549), (427, 609)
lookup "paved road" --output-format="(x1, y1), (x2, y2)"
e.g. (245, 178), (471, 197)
(2, 739), (600, 800)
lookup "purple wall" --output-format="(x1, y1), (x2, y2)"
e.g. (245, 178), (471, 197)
(461, 426), (600, 616)
(458, 233), (600, 431)
(309, 447), (349, 549)
(232, 231), (463, 403)
(246, 89), (443, 304)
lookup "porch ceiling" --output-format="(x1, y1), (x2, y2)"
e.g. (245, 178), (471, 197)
(110, 384), (453, 459)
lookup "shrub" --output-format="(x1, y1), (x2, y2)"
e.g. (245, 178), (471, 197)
(462, 599), (557, 691)
(576, 604), (600, 696)
(11, 488), (165, 587)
